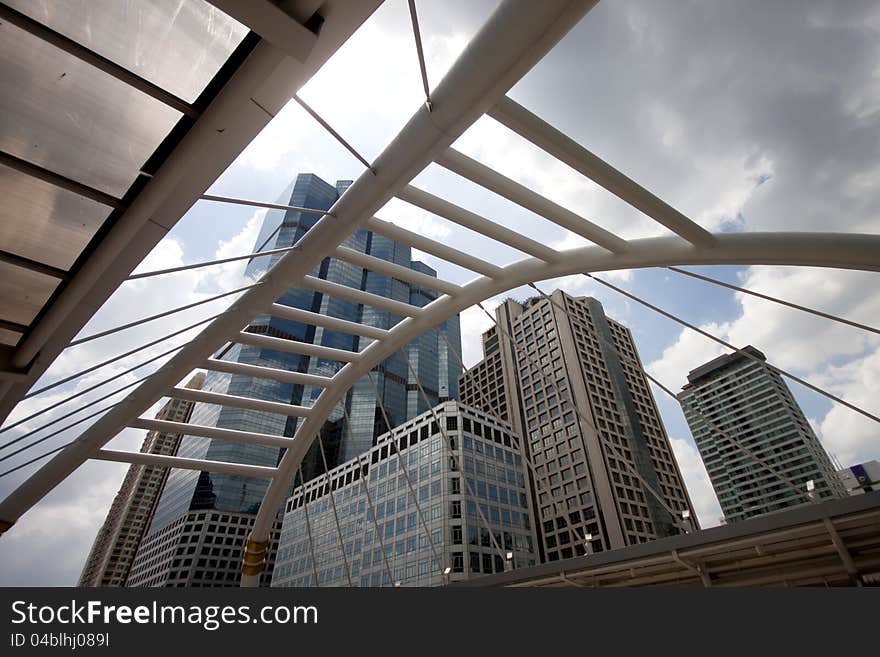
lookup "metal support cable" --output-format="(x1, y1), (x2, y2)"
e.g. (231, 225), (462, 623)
(434, 326), (469, 374)
(125, 244), (302, 280)
(199, 193), (333, 217)
(0, 441), (74, 479)
(399, 347), (508, 564)
(1, 343), (238, 460)
(298, 466), (322, 587)
(18, 343), (184, 427)
(131, 247), (281, 280)
(0, 401), (122, 465)
(67, 285), (255, 346)
(407, 0), (432, 110)
(666, 266), (880, 336)
(438, 323), (588, 550)
(18, 315), (219, 405)
(475, 298), (685, 533)
(352, 445), (396, 586)
(587, 274), (880, 425)
(293, 95), (374, 172)
(315, 430), (354, 587)
(364, 370), (444, 575)
(0, 378), (143, 454)
(528, 283), (813, 509)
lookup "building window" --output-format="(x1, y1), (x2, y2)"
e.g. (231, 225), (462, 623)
(482, 553), (493, 574)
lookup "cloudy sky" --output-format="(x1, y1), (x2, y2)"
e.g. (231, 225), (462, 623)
(1, 0), (879, 585)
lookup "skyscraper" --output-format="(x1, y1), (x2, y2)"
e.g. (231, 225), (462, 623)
(128, 173), (461, 586)
(79, 372), (205, 587)
(460, 291), (695, 563)
(679, 346), (846, 523)
(271, 401), (536, 587)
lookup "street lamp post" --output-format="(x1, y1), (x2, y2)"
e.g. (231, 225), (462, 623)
(583, 532), (594, 556)
(681, 509), (693, 534)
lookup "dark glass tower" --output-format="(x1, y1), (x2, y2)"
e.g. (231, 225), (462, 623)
(129, 174), (461, 586)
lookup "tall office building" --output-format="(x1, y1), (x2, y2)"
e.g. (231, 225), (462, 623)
(79, 373), (205, 587)
(460, 291), (695, 563)
(679, 347), (847, 523)
(128, 173), (461, 587)
(272, 402), (536, 587)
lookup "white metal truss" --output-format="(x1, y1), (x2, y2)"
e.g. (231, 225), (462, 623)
(1, 0), (879, 590)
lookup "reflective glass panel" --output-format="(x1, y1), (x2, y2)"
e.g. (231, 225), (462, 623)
(7, 0), (248, 103)
(0, 328), (22, 347)
(0, 20), (182, 197)
(0, 163), (111, 270)
(0, 261), (60, 326)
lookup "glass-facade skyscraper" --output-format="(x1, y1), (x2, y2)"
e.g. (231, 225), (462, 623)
(272, 402), (536, 587)
(128, 173), (462, 587)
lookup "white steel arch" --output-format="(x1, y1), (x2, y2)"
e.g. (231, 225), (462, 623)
(239, 232), (880, 585)
(1, 0), (878, 588)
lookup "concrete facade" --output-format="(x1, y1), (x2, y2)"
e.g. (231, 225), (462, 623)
(460, 291), (694, 563)
(679, 346), (846, 523)
(78, 373), (205, 587)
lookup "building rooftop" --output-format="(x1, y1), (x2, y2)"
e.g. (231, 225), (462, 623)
(683, 345), (767, 388)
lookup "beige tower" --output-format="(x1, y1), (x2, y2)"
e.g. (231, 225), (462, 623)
(460, 291), (695, 563)
(78, 372), (205, 586)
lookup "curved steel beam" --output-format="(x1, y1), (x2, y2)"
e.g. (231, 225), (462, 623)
(240, 230), (880, 584)
(0, 0), (602, 537)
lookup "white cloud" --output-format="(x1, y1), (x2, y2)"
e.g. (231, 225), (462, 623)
(0, 453), (140, 586)
(727, 267), (880, 372)
(375, 197), (452, 240)
(647, 321), (730, 392)
(204, 209), (266, 291)
(670, 437), (724, 528)
(460, 298), (502, 367)
(647, 267), (880, 472)
(813, 348), (880, 466)
(236, 102), (312, 172)
(453, 116), (664, 243)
